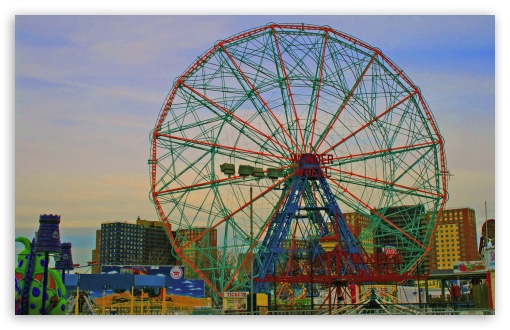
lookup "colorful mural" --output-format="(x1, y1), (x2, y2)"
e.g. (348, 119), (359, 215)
(99, 265), (205, 298)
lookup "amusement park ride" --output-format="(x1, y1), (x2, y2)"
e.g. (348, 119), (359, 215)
(149, 23), (448, 309)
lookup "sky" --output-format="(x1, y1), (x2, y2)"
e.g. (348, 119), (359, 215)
(6, 0), (503, 286)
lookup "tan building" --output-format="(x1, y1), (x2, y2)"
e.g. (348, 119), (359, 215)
(428, 207), (478, 270)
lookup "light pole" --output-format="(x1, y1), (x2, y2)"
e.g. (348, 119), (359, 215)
(417, 262), (421, 309)
(220, 163), (278, 313)
(310, 236), (314, 313)
(250, 184), (254, 314)
(273, 261), (277, 311)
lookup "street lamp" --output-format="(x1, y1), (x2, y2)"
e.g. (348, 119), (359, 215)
(250, 184), (254, 314)
(220, 163), (283, 313)
(273, 261), (277, 311)
(309, 235), (314, 313)
(416, 261), (422, 309)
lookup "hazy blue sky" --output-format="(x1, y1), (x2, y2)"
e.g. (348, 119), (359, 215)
(8, 5), (501, 276)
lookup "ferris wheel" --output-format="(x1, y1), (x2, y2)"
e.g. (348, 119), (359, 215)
(149, 23), (447, 298)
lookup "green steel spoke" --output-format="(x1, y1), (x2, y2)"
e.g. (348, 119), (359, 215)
(270, 27), (305, 148)
(334, 141), (438, 166)
(314, 51), (379, 153)
(320, 91), (419, 156)
(219, 44), (301, 152)
(329, 166), (442, 200)
(308, 30), (329, 152)
(179, 82), (289, 157)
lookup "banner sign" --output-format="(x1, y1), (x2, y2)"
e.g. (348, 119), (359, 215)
(484, 247), (495, 270)
(453, 260), (486, 273)
(100, 265), (204, 297)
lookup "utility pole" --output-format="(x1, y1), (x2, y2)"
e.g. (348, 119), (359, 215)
(417, 263), (421, 309)
(250, 185), (254, 314)
(310, 236), (314, 313)
(274, 261), (277, 311)
(485, 201), (488, 248)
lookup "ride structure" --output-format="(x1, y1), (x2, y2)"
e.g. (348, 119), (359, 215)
(149, 23), (448, 305)
(15, 236), (67, 315)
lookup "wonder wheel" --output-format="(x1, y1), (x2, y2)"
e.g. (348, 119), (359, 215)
(149, 23), (447, 299)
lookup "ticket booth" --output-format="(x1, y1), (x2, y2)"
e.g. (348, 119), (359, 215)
(222, 292), (248, 312)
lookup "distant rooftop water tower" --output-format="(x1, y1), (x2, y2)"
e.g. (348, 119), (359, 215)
(480, 219), (495, 252)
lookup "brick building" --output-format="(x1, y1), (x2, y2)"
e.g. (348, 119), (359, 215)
(428, 207), (478, 270)
(174, 227), (218, 278)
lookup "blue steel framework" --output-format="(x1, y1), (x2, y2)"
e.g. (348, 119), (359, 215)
(254, 154), (368, 293)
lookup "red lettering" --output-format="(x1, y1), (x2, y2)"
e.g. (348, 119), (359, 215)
(385, 266), (396, 275)
(226, 292), (247, 297)
(294, 167), (332, 178)
(377, 253), (387, 264)
(362, 254), (375, 264)
(291, 153), (333, 165)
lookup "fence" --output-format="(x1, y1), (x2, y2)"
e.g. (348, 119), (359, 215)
(97, 307), (494, 316)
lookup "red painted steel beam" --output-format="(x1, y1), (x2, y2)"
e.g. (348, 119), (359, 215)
(271, 26), (305, 149)
(328, 177), (428, 250)
(309, 29), (329, 153)
(157, 133), (290, 161)
(180, 81), (294, 155)
(328, 167), (442, 198)
(219, 42), (302, 153)
(331, 140), (439, 163)
(320, 91), (418, 155)
(314, 51), (379, 153)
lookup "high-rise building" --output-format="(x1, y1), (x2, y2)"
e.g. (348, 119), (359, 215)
(90, 230), (101, 274)
(428, 207), (478, 270)
(342, 212), (374, 254)
(327, 209), (424, 274)
(98, 217), (175, 267)
(343, 212), (370, 237)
